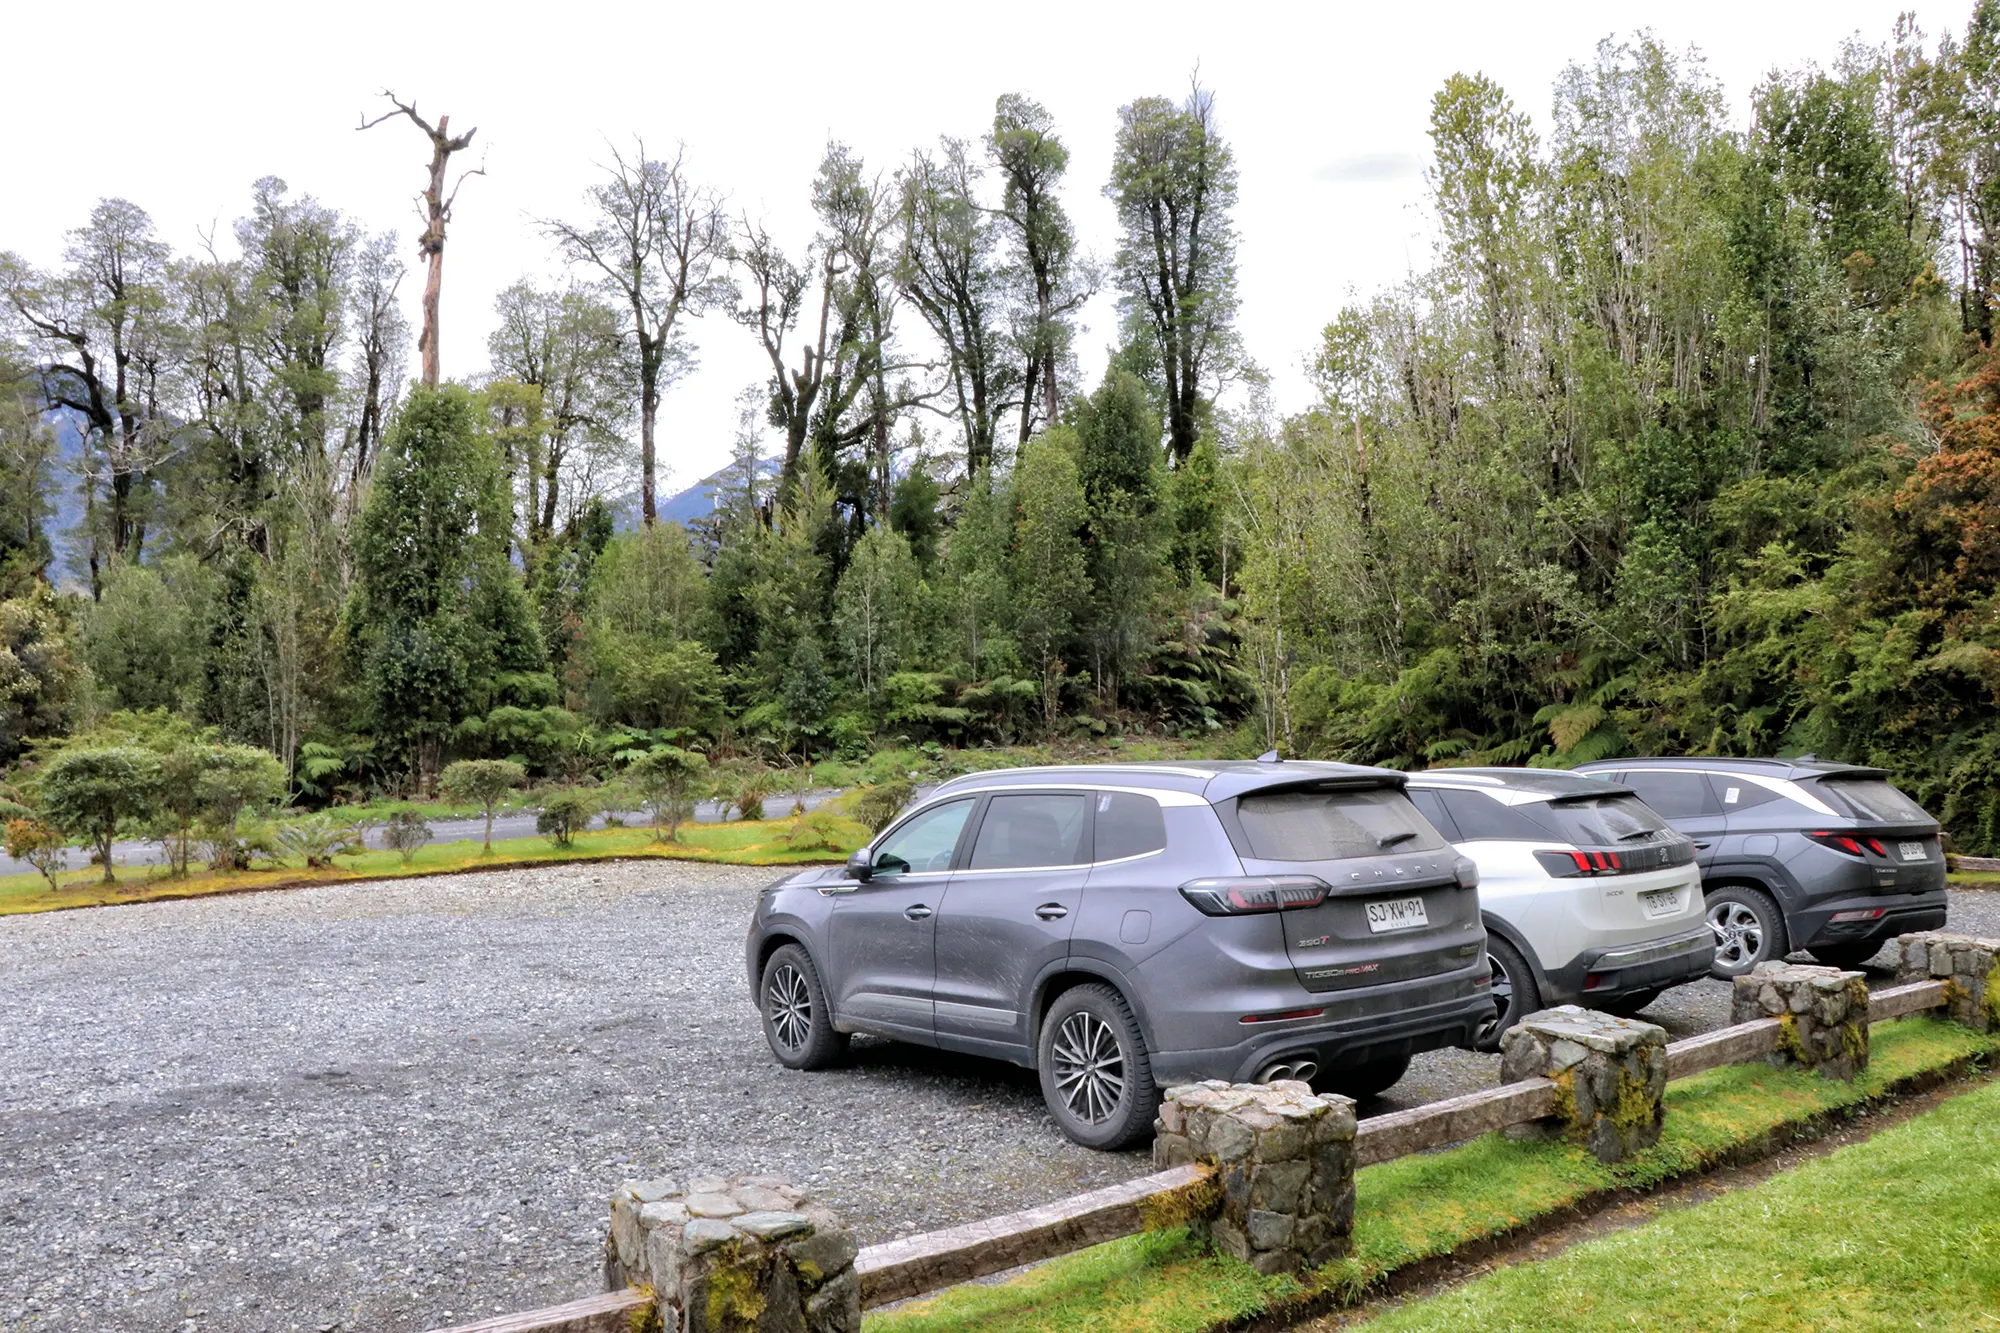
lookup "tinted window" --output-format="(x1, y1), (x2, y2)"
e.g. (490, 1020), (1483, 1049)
(1235, 786), (1445, 861)
(1540, 795), (1673, 845)
(1406, 788), (1460, 839)
(1436, 790), (1551, 841)
(1712, 776), (1780, 811)
(874, 799), (973, 875)
(1815, 777), (1931, 823)
(970, 793), (1091, 869)
(1093, 792), (1167, 861)
(1619, 770), (1722, 818)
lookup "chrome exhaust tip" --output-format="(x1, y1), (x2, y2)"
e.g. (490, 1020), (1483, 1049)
(1258, 1059), (1318, 1084)
(1290, 1060), (1319, 1083)
(1257, 1061), (1295, 1082)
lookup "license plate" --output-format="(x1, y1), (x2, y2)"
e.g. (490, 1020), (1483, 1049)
(1899, 841), (1928, 862)
(1641, 889), (1681, 919)
(1365, 897), (1429, 932)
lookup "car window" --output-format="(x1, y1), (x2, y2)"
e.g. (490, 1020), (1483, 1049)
(969, 793), (1091, 869)
(1406, 788), (1460, 840)
(1539, 795), (1673, 844)
(1711, 776), (1780, 811)
(1235, 786), (1445, 860)
(1436, 790), (1550, 841)
(873, 799), (973, 875)
(1619, 770), (1722, 818)
(1093, 792), (1167, 861)
(1813, 777), (1931, 822)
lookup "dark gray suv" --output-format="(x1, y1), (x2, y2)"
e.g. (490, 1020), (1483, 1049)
(745, 759), (1492, 1149)
(1574, 758), (1948, 974)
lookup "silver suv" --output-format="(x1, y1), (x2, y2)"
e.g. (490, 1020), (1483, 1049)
(745, 759), (1493, 1149)
(1574, 758), (1949, 974)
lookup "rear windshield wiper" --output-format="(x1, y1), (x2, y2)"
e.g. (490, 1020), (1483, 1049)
(1378, 830), (1420, 848)
(1617, 829), (1659, 842)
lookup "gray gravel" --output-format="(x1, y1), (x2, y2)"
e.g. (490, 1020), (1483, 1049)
(2, 873), (1992, 1333)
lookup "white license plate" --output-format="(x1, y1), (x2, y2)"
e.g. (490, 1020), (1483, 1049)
(1899, 841), (1928, 862)
(1641, 889), (1681, 919)
(1365, 896), (1429, 933)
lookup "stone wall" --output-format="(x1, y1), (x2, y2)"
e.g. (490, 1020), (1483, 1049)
(1896, 931), (2000, 1032)
(1153, 1079), (1356, 1275)
(606, 1174), (858, 1333)
(1730, 961), (1870, 1080)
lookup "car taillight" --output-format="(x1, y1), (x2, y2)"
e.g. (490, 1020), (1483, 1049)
(1533, 849), (1625, 877)
(1807, 831), (1887, 858)
(1179, 875), (1331, 916)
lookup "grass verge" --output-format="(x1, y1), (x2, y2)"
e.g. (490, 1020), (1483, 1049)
(1351, 1066), (2000, 1331)
(865, 1017), (1999, 1333)
(0, 812), (870, 916)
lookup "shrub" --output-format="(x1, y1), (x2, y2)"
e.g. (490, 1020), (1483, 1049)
(779, 809), (857, 854)
(439, 758), (527, 853)
(626, 747), (709, 842)
(853, 778), (916, 834)
(34, 745), (164, 884)
(734, 771), (775, 822)
(274, 814), (364, 869)
(536, 789), (596, 848)
(5, 818), (67, 890)
(382, 808), (433, 864)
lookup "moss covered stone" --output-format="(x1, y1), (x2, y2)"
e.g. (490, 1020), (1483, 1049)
(1499, 1006), (1667, 1163)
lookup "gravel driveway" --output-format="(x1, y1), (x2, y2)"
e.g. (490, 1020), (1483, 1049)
(2, 870), (1992, 1333)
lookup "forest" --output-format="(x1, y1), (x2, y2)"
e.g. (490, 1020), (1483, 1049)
(8, 7), (2000, 860)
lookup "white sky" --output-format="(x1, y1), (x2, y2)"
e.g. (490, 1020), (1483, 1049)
(2, 0), (1935, 493)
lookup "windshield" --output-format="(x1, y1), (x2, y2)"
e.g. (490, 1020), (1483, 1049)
(1235, 786), (1446, 861)
(1815, 777), (1931, 824)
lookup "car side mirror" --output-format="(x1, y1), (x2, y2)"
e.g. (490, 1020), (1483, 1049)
(845, 847), (873, 882)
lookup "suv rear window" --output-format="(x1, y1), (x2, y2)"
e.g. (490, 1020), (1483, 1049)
(1436, 789), (1550, 841)
(1235, 786), (1445, 861)
(1094, 792), (1167, 861)
(1815, 777), (1930, 823)
(1537, 794), (1673, 845)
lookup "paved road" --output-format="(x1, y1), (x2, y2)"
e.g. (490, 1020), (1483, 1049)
(1, 871), (1991, 1333)
(0, 791), (839, 879)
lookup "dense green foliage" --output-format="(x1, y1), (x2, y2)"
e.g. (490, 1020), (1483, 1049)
(9, 11), (2000, 850)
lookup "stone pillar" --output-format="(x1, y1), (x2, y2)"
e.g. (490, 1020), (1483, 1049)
(607, 1174), (859, 1333)
(1152, 1079), (1356, 1275)
(1499, 1006), (1667, 1164)
(1897, 931), (2000, 1032)
(1730, 961), (1870, 1080)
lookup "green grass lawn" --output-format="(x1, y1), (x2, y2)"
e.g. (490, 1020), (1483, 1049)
(0, 812), (870, 916)
(866, 1018), (1999, 1333)
(1352, 1071), (2000, 1331)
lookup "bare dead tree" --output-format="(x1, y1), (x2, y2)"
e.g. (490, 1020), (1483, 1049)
(359, 91), (482, 388)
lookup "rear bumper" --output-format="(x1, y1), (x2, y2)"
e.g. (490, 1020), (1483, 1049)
(1148, 962), (1495, 1084)
(1545, 926), (1716, 1004)
(1794, 891), (1948, 951)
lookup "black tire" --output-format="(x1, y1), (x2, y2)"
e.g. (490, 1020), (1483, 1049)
(1705, 886), (1789, 979)
(1476, 936), (1541, 1053)
(759, 943), (849, 1071)
(1037, 983), (1159, 1151)
(1808, 942), (1885, 969)
(1318, 1053), (1411, 1101)
(1598, 987), (1666, 1017)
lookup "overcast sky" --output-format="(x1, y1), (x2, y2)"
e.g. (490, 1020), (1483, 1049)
(2, 0), (1935, 494)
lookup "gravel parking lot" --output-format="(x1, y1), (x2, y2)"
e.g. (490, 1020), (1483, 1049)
(2, 868), (1992, 1333)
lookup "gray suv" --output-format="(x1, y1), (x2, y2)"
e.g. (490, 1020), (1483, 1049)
(1574, 758), (1948, 974)
(745, 759), (1493, 1149)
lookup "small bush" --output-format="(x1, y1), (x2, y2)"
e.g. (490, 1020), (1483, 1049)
(627, 747), (710, 842)
(275, 813), (364, 869)
(779, 809), (856, 854)
(439, 758), (527, 853)
(382, 808), (433, 864)
(853, 778), (916, 834)
(537, 789), (596, 847)
(734, 771), (775, 822)
(5, 818), (67, 889)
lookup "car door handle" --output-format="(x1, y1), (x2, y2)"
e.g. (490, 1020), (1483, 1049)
(1035, 903), (1069, 920)
(903, 904), (933, 921)
(1693, 841), (1713, 850)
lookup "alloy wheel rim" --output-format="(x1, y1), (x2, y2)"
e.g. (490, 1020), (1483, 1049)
(1051, 1012), (1126, 1125)
(768, 965), (812, 1052)
(1478, 951), (1515, 1043)
(1708, 902), (1765, 969)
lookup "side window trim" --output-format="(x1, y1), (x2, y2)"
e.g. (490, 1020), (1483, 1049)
(957, 788), (1095, 873)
